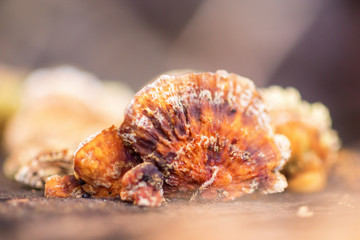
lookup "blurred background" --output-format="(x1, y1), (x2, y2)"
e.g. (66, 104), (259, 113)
(0, 0), (359, 145)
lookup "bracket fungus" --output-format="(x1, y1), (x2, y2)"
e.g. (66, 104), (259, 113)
(262, 86), (340, 192)
(45, 70), (291, 206)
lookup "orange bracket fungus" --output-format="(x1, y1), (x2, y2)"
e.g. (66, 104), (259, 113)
(45, 70), (291, 207)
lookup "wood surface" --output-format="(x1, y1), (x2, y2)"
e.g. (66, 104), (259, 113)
(1, 154), (360, 240)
